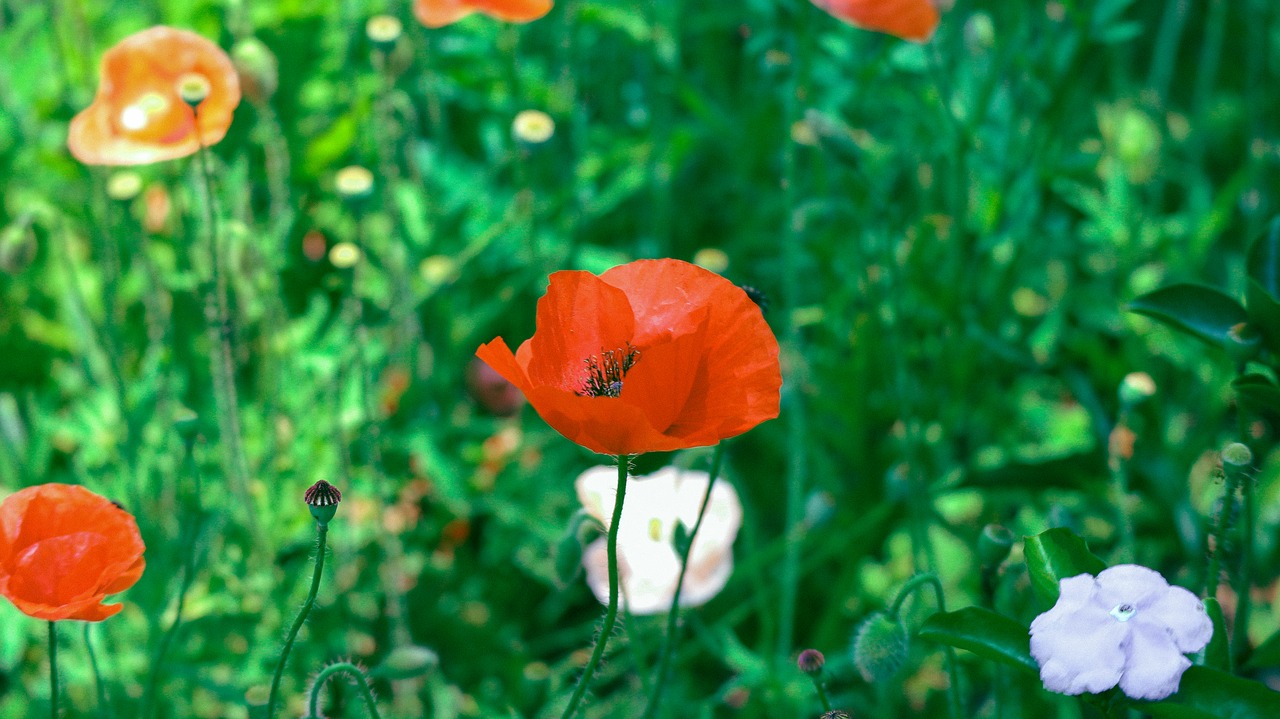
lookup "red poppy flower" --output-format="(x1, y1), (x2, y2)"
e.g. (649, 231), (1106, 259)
(811, 0), (940, 42)
(0, 484), (146, 621)
(68, 26), (241, 166)
(414, 0), (553, 28)
(476, 259), (781, 455)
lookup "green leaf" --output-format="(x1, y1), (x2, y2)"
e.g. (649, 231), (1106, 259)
(1244, 626), (1280, 670)
(1129, 284), (1248, 348)
(1023, 528), (1107, 605)
(1232, 374), (1280, 420)
(918, 607), (1038, 674)
(1199, 598), (1231, 672)
(1145, 666), (1280, 719)
(1245, 279), (1280, 355)
(1247, 216), (1280, 298)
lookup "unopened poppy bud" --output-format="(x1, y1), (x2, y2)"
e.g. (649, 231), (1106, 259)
(335, 165), (375, 203)
(373, 645), (439, 679)
(796, 648), (825, 676)
(366, 15), (403, 52)
(820, 712), (851, 719)
(106, 171), (143, 202)
(851, 611), (908, 682)
(1118, 371), (1156, 406)
(512, 109), (555, 146)
(304, 480), (342, 525)
(176, 72), (212, 107)
(231, 37), (278, 103)
(1222, 442), (1252, 468)
(977, 524), (1014, 567)
(1226, 322), (1262, 364)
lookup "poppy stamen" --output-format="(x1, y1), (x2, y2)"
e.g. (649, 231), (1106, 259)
(578, 343), (639, 398)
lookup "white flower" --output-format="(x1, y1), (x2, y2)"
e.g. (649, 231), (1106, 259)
(574, 465), (742, 616)
(1029, 564), (1213, 701)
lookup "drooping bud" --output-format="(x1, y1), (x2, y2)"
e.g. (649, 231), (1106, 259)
(512, 109), (555, 146)
(976, 524), (1014, 568)
(796, 648), (825, 676)
(304, 480), (342, 526)
(851, 611), (908, 683)
(231, 38), (279, 104)
(1222, 442), (1253, 468)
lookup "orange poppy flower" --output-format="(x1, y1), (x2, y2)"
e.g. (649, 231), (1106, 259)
(0, 484), (146, 621)
(68, 26), (241, 166)
(811, 0), (940, 42)
(414, 0), (553, 28)
(476, 259), (781, 456)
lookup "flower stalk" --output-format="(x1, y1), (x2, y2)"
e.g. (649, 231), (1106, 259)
(307, 662), (382, 719)
(891, 574), (962, 719)
(48, 621), (59, 719)
(642, 443), (726, 719)
(559, 456), (630, 719)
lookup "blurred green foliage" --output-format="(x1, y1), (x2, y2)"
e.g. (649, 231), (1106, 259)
(1, 0), (1280, 717)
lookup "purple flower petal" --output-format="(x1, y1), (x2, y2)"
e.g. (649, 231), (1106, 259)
(1141, 585), (1213, 653)
(1118, 621), (1193, 700)
(1095, 564), (1167, 609)
(1031, 602), (1127, 695)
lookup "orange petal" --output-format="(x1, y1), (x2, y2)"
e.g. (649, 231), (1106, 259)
(468, 0), (553, 22)
(525, 271), (636, 391)
(811, 0), (940, 42)
(414, 0), (476, 27)
(524, 387), (692, 455)
(618, 312), (708, 435)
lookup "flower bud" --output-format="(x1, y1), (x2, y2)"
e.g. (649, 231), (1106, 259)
(796, 648), (825, 676)
(467, 357), (525, 416)
(335, 165), (375, 203)
(373, 645), (439, 679)
(173, 406), (200, 445)
(1222, 442), (1253, 468)
(304, 480), (342, 526)
(1118, 371), (1156, 406)
(106, 171), (143, 202)
(512, 109), (555, 146)
(231, 37), (278, 104)
(176, 72), (212, 108)
(851, 611), (908, 683)
(820, 712), (851, 719)
(366, 15), (403, 53)
(977, 524), (1014, 568)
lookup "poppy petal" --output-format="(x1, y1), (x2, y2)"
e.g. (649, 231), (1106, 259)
(476, 337), (532, 391)
(524, 387), (690, 455)
(468, 0), (553, 22)
(414, 0), (476, 28)
(811, 0), (940, 42)
(617, 312), (708, 434)
(525, 271), (636, 391)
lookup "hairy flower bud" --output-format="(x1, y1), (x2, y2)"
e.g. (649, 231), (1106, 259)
(851, 611), (908, 683)
(796, 648), (825, 676)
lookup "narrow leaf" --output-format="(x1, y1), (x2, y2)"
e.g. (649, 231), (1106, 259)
(1247, 216), (1280, 298)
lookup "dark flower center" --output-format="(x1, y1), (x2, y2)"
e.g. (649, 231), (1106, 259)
(578, 344), (640, 398)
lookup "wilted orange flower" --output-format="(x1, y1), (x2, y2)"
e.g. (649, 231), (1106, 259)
(68, 26), (241, 166)
(414, 0), (553, 28)
(811, 0), (940, 42)
(476, 259), (781, 455)
(0, 484), (146, 621)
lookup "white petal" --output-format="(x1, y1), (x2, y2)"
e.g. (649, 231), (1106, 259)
(575, 466), (622, 528)
(1118, 621), (1193, 700)
(678, 550), (734, 609)
(1095, 565), (1167, 608)
(1142, 585), (1213, 653)
(1030, 574), (1098, 634)
(1032, 610), (1129, 695)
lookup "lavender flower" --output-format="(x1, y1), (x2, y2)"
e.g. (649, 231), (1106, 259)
(1029, 564), (1212, 701)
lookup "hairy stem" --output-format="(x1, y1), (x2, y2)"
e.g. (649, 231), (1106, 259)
(308, 662), (382, 719)
(266, 523), (329, 719)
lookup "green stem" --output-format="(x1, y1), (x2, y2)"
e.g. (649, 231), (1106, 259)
(266, 523), (329, 719)
(642, 444), (726, 719)
(889, 574), (962, 719)
(192, 120), (255, 531)
(1205, 462), (1242, 600)
(141, 439), (204, 718)
(811, 677), (832, 712)
(84, 623), (109, 717)
(1109, 408), (1136, 563)
(307, 662), (382, 719)
(1233, 466), (1255, 663)
(48, 621), (59, 719)
(559, 457), (630, 719)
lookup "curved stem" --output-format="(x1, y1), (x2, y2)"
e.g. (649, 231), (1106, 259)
(559, 456), (630, 719)
(266, 523), (329, 719)
(889, 574), (962, 719)
(48, 621), (59, 719)
(642, 444), (726, 719)
(307, 662), (382, 719)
